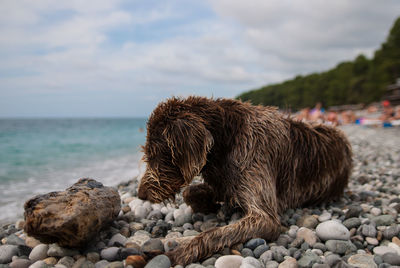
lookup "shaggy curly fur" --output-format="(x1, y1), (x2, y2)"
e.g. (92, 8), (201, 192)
(137, 96), (352, 265)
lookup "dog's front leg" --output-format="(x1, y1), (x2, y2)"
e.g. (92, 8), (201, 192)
(183, 183), (221, 214)
(166, 211), (280, 265)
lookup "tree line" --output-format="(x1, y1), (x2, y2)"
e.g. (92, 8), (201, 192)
(237, 17), (400, 110)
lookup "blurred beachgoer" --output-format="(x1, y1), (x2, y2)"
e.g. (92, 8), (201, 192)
(379, 100), (395, 122)
(367, 104), (378, 114)
(326, 110), (339, 126)
(340, 110), (356, 125)
(296, 107), (311, 121)
(309, 102), (325, 122)
(390, 105), (400, 120)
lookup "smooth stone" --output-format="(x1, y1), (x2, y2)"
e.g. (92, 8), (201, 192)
(25, 237), (41, 249)
(343, 218), (361, 229)
(9, 259), (32, 268)
(325, 240), (357, 254)
(202, 257), (217, 266)
(382, 252), (400, 265)
(325, 254), (341, 266)
(100, 248), (120, 262)
(362, 225), (377, 237)
(174, 214), (192, 227)
(316, 220), (350, 241)
(253, 244), (269, 258)
(29, 260), (50, 268)
(127, 232), (150, 247)
(0, 245), (19, 264)
(125, 255), (146, 267)
(108, 234), (127, 247)
(383, 226), (399, 240)
(57, 257), (75, 268)
(104, 261), (123, 268)
(119, 248), (141, 259)
(388, 242), (400, 255)
(347, 253), (377, 268)
(345, 205), (363, 219)
(265, 261), (279, 268)
(164, 239), (178, 252)
(4, 235), (25, 246)
(365, 237), (379, 245)
(186, 264), (204, 268)
(240, 256), (262, 268)
(86, 253), (100, 263)
(43, 258), (57, 266)
(259, 250), (273, 264)
(373, 246), (397, 256)
(183, 230), (199, 237)
(296, 227), (317, 246)
(143, 255), (170, 268)
(298, 215), (318, 229)
(372, 215), (394, 226)
(147, 210), (163, 221)
(47, 244), (78, 257)
(24, 179), (120, 248)
(29, 245), (49, 262)
(240, 248), (253, 258)
(270, 246), (289, 257)
(141, 239), (164, 253)
(297, 252), (320, 268)
(318, 212), (332, 222)
(94, 260), (109, 268)
(244, 239), (266, 250)
(370, 208), (382, 216)
(277, 257), (297, 268)
(215, 255), (243, 268)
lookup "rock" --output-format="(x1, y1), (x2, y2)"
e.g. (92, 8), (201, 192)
(24, 179), (121, 247)
(100, 247), (120, 262)
(244, 238), (266, 250)
(297, 252), (320, 268)
(316, 220), (350, 241)
(143, 255), (170, 268)
(202, 257), (217, 266)
(57, 256), (75, 268)
(9, 259), (32, 268)
(347, 253), (377, 268)
(127, 231), (150, 247)
(277, 257), (297, 268)
(296, 228), (317, 246)
(86, 253), (100, 263)
(0, 245), (19, 264)
(105, 261), (123, 268)
(297, 215), (318, 229)
(370, 207), (382, 216)
(383, 226), (399, 240)
(43, 257), (57, 266)
(4, 235), (25, 246)
(365, 237), (379, 245)
(265, 261), (279, 268)
(240, 248), (253, 258)
(47, 244), (79, 257)
(382, 252), (400, 265)
(29, 244), (48, 262)
(29, 260), (50, 268)
(325, 254), (341, 266)
(259, 250), (273, 264)
(253, 244), (269, 258)
(94, 260), (109, 268)
(108, 234), (127, 247)
(372, 215), (394, 226)
(345, 205), (363, 219)
(362, 225), (377, 237)
(215, 255), (243, 268)
(343, 218), (361, 229)
(163, 239), (178, 252)
(25, 237), (41, 249)
(125, 255), (146, 268)
(240, 256), (262, 268)
(119, 248), (141, 259)
(318, 212), (331, 222)
(141, 239), (164, 253)
(373, 246), (397, 256)
(325, 240), (357, 254)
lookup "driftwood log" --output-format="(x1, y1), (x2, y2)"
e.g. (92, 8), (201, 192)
(24, 178), (121, 247)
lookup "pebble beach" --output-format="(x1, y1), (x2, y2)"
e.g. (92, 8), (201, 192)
(1, 125), (400, 268)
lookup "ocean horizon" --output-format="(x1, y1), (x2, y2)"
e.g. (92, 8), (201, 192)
(0, 117), (148, 225)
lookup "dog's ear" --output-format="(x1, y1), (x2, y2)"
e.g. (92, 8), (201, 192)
(163, 114), (213, 183)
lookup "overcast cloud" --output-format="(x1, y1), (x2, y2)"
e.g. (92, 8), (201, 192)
(0, 0), (399, 117)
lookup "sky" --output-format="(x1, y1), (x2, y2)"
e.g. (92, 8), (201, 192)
(0, 0), (399, 118)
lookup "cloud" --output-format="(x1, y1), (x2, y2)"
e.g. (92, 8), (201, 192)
(0, 0), (400, 117)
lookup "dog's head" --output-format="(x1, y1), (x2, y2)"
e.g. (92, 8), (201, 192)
(138, 103), (213, 203)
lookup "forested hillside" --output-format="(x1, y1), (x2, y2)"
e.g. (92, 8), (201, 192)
(237, 17), (400, 110)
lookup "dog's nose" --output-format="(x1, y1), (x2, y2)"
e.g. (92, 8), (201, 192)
(138, 187), (147, 200)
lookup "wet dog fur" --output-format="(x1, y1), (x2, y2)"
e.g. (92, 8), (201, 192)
(137, 96), (352, 265)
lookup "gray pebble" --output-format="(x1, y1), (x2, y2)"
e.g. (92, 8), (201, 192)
(343, 218), (361, 229)
(316, 220), (350, 241)
(94, 260), (109, 268)
(104, 261), (123, 268)
(265, 260), (278, 268)
(297, 252), (320, 268)
(108, 234), (127, 247)
(240, 256), (262, 268)
(372, 215), (394, 226)
(244, 238), (266, 250)
(240, 248), (254, 258)
(144, 255), (170, 268)
(29, 245), (48, 262)
(0, 245), (19, 264)
(47, 244), (78, 257)
(141, 238), (164, 253)
(201, 257), (216, 266)
(362, 225), (377, 237)
(382, 252), (400, 265)
(253, 244), (269, 258)
(325, 240), (357, 254)
(9, 259), (31, 268)
(57, 256), (75, 268)
(100, 247), (120, 262)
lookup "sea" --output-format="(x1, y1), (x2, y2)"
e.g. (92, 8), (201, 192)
(0, 118), (148, 225)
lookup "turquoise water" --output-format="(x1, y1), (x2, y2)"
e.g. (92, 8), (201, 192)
(0, 118), (147, 224)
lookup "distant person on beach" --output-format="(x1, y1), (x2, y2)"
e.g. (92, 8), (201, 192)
(326, 110), (339, 126)
(379, 100), (395, 122)
(309, 102), (325, 122)
(340, 110), (356, 125)
(296, 107), (311, 121)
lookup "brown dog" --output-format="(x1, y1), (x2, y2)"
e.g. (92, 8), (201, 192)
(138, 96), (352, 265)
